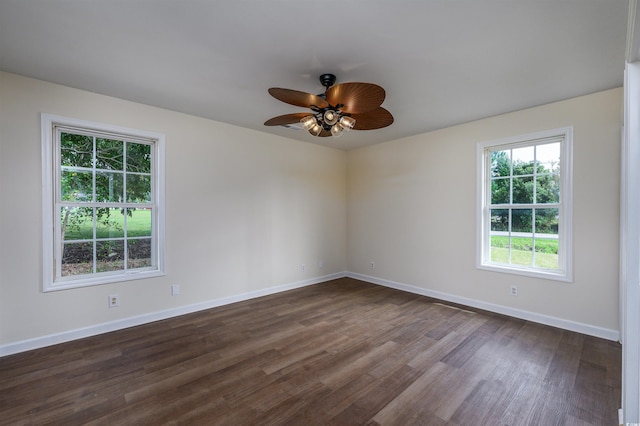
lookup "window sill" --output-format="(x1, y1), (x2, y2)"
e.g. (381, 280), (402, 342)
(477, 263), (572, 283)
(43, 269), (166, 292)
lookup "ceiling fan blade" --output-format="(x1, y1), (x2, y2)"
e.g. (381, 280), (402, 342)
(326, 82), (385, 114)
(264, 113), (314, 126)
(350, 107), (394, 130)
(268, 88), (329, 109)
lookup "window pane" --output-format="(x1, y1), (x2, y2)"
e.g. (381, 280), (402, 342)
(535, 173), (560, 204)
(512, 209), (532, 233)
(95, 171), (124, 202)
(513, 161), (535, 177)
(96, 208), (125, 238)
(61, 207), (94, 240)
(128, 238), (152, 269)
(127, 143), (151, 173)
(96, 240), (124, 272)
(511, 239), (533, 266)
(491, 178), (510, 204)
(536, 142), (560, 173)
(61, 133), (93, 168)
(512, 146), (534, 176)
(534, 237), (559, 269)
(490, 237), (508, 264)
(95, 138), (124, 171)
(61, 241), (93, 276)
(535, 208), (559, 235)
(126, 174), (151, 202)
(512, 176), (534, 204)
(490, 150), (511, 177)
(490, 209), (509, 232)
(128, 208), (152, 237)
(61, 169), (93, 202)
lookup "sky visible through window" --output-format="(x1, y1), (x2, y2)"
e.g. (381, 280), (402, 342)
(509, 142), (560, 172)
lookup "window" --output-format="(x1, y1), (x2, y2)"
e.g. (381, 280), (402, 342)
(477, 127), (573, 282)
(42, 114), (165, 291)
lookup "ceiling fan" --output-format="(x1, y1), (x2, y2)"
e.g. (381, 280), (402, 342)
(264, 73), (393, 138)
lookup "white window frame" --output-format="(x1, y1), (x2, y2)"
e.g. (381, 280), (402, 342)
(476, 127), (573, 282)
(41, 113), (166, 291)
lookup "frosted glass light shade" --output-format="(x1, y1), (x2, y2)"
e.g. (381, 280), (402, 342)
(300, 115), (317, 130)
(323, 110), (339, 125)
(309, 123), (322, 136)
(339, 115), (356, 130)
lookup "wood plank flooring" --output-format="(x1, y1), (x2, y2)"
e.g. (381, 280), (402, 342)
(0, 278), (621, 425)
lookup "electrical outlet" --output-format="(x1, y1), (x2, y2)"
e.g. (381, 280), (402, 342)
(171, 284), (180, 296)
(318, 260), (324, 269)
(510, 286), (518, 296)
(301, 264), (306, 272)
(370, 261), (375, 269)
(108, 294), (120, 308)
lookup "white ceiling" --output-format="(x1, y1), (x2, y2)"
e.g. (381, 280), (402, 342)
(0, 1), (628, 150)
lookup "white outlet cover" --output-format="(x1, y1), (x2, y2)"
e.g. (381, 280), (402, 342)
(108, 294), (119, 307)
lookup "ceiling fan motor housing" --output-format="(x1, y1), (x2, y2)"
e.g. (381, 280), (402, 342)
(319, 73), (337, 89)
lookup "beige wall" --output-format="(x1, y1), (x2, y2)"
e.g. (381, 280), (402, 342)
(0, 72), (347, 346)
(0, 70), (622, 349)
(347, 88), (622, 333)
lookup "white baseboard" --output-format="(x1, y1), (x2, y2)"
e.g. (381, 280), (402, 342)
(0, 272), (347, 357)
(347, 272), (620, 342)
(1, 270), (619, 357)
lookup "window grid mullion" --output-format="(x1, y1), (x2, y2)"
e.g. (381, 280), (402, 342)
(124, 207), (129, 271)
(92, 135), (97, 275)
(122, 143), (128, 271)
(489, 202), (560, 209)
(531, 209), (536, 268)
(508, 208), (513, 264)
(92, 208), (97, 274)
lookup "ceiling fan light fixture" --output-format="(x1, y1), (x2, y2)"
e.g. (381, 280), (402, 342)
(339, 115), (356, 130)
(323, 110), (339, 126)
(301, 115), (322, 136)
(331, 123), (344, 137)
(309, 123), (322, 136)
(300, 115), (317, 130)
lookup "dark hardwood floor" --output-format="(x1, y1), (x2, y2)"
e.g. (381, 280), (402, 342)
(0, 278), (621, 425)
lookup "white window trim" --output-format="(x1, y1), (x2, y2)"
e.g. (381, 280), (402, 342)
(476, 127), (573, 282)
(41, 113), (166, 291)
